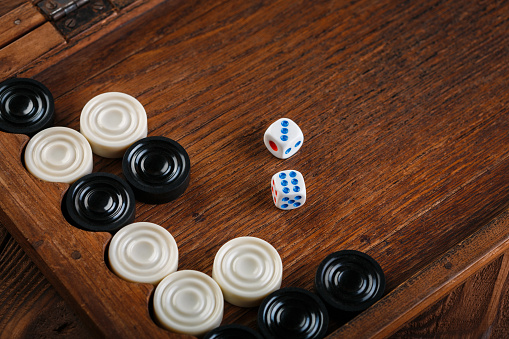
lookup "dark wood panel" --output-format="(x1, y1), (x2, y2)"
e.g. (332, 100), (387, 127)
(0, 225), (92, 339)
(0, 0), (27, 17)
(393, 254), (509, 338)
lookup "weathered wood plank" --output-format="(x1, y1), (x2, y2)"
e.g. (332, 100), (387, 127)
(0, 22), (64, 79)
(0, 2), (46, 49)
(0, 0), (26, 17)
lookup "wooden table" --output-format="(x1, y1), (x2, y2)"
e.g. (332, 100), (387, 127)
(0, 0), (508, 337)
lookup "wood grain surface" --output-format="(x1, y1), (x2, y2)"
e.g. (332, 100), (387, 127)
(394, 254), (509, 338)
(0, 225), (92, 338)
(0, 2), (45, 48)
(0, 0), (508, 337)
(0, 0), (27, 17)
(0, 22), (65, 78)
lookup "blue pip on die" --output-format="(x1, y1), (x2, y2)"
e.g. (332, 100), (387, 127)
(271, 170), (306, 210)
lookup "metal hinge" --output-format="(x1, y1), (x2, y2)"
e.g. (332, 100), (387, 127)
(36, 0), (113, 38)
(36, 0), (134, 38)
(38, 0), (91, 21)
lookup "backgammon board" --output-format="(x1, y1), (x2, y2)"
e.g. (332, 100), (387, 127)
(1, 0), (508, 337)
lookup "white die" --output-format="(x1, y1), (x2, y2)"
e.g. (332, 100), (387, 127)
(271, 170), (306, 210)
(264, 118), (304, 159)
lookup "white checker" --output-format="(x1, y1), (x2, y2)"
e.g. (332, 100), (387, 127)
(80, 92), (148, 158)
(108, 222), (178, 284)
(212, 237), (283, 307)
(271, 170), (307, 210)
(153, 270), (224, 336)
(24, 126), (93, 183)
(263, 118), (303, 159)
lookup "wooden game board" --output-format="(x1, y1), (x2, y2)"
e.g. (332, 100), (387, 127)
(1, 0), (508, 337)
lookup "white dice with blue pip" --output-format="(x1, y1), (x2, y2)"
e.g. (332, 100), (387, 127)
(271, 170), (306, 210)
(264, 118), (303, 159)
